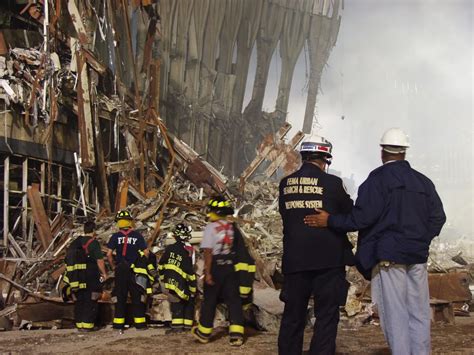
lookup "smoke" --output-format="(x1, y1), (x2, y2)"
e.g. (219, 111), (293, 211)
(285, 0), (473, 239)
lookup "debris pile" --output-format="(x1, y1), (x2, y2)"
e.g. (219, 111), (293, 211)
(2, 160), (472, 332)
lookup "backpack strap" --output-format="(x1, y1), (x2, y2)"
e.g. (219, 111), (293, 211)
(82, 237), (95, 255)
(215, 221), (233, 253)
(119, 229), (133, 257)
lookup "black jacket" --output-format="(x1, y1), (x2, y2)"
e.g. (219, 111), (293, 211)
(158, 241), (197, 301)
(63, 236), (101, 293)
(131, 250), (157, 295)
(279, 162), (354, 274)
(232, 225), (256, 306)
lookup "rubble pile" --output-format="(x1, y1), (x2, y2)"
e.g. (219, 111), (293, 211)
(1, 165), (473, 331)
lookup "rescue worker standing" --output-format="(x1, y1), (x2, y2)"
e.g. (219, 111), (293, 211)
(192, 196), (255, 347)
(278, 138), (354, 355)
(158, 223), (197, 333)
(64, 220), (107, 331)
(106, 210), (149, 330)
(304, 128), (446, 355)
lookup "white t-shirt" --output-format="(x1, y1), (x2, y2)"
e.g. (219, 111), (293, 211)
(200, 221), (234, 255)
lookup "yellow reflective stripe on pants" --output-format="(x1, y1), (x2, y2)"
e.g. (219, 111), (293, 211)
(198, 323), (213, 335)
(164, 283), (189, 301)
(229, 324), (244, 334)
(68, 281), (87, 289)
(239, 286), (252, 295)
(133, 267), (155, 282)
(66, 264), (87, 272)
(76, 322), (94, 329)
(184, 319), (193, 326)
(234, 263), (256, 273)
(134, 317), (146, 324)
(172, 318), (184, 325)
(189, 286), (196, 293)
(113, 317), (125, 324)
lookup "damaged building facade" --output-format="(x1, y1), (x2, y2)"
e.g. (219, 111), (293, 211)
(1, 0), (341, 253)
(0, 0), (472, 334)
(0, 0), (344, 327)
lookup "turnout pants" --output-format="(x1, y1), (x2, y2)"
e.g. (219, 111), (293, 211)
(74, 289), (100, 330)
(197, 264), (244, 339)
(170, 297), (195, 329)
(278, 267), (349, 355)
(113, 262), (147, 329)
(371, 263), (431, 355)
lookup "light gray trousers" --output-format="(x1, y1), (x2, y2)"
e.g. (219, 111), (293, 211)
(371, 263), (431, 355)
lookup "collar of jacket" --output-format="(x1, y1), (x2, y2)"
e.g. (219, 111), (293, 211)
(382, 160), (410, 167)
(301, 161), (325, 173)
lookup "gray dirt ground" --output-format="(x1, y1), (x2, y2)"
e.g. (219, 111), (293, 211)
(0, 316), (473, 354)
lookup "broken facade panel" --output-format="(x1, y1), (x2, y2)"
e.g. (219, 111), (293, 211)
(0, 0), (167, 286)
(160, 0), (342, 175)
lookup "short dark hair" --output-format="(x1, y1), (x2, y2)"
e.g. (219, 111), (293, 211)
(84, 220), (96, 234)
(301, 152), (327, 162)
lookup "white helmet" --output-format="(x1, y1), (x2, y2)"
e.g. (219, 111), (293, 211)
(380, 128), (410, 154)
(300, 136), (333, 158)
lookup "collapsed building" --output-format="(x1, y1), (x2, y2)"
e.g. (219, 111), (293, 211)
(0, 0), (472, 332)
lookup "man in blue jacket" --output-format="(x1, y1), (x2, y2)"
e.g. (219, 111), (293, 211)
(304, 128), (446, 355)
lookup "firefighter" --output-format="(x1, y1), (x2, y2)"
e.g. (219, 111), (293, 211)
(158, 223), (197, 333)
(63, 220), (107, 331)
(106, 210), (150, 330)
(278, 137), (354, 355)
(191, 196), (255, 347)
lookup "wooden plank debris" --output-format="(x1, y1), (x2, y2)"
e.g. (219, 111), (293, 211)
(239, 123), (291, 185)
(429, 272), (472, 303)
(17, 302), (74, 322)
(3, 156), (9, 248)
(115, 179), (129, 212)
(264, 130), (305, 178)
(22, 159), (28, 240)
(105, 159), (141, 175)
(26, 184), (53, 251)
(75, 51), (96, 167)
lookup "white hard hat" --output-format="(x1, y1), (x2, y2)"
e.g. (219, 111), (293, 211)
(380, 128), (410, 153)
(300, 136), (333, 158)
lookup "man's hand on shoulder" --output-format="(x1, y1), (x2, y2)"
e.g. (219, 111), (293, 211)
(304, 209), (330, 228)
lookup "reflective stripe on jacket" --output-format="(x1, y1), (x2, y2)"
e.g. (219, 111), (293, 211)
(158, 241), (197, 301)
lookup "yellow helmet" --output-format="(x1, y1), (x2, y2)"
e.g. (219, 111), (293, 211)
(115, 210), (133, 221)
(206, 196), (234, 216)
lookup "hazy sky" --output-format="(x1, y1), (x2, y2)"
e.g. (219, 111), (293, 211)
(250, 0), (473, 239)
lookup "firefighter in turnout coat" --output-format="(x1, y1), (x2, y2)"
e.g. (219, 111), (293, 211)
(191, 196), (255, 347)
(158, 223), (197, 333)
(63, 220), (107, 331)
(106, 210), (151, 330)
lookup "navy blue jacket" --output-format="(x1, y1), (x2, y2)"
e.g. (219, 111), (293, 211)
(329, 160), (446, 276)
(107, 229), (147, 265)
(279, 162), (355, 274)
